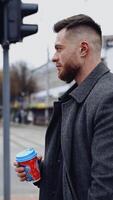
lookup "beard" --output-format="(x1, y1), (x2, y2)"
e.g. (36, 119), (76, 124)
(57, 63), (79, 83)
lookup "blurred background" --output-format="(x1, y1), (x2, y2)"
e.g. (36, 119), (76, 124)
(0, 0), (113, 199)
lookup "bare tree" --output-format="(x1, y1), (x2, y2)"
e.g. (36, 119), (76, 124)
(10, 61), (38, 103)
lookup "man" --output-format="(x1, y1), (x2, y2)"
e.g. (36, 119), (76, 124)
(14, 14), (113, 200)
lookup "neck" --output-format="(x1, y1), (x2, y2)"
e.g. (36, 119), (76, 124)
(75, 57), (101, 85)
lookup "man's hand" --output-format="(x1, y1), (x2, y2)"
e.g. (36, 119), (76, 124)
(13, 161), (26, 182)
(13, 156), (42, 182)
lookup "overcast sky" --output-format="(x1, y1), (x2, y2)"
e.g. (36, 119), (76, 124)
(0, 0), (113, 70)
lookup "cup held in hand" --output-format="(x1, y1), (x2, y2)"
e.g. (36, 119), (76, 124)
(16, 148), (41, 182)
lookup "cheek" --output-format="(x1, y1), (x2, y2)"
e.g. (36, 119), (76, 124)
(70, 51), (80, 64)
(59, 53), (67, 65)
(60, 49), (76, 65)
(62, 50), (72, 60)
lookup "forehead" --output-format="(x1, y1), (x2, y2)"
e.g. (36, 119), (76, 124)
(55, 28), (69, 45)
(55, 28), (81, 47)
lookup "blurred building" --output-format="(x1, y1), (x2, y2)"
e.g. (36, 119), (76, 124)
(102, 35), (113, 72)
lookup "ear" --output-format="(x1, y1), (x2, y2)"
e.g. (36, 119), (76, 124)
(80, 41), (89, 57)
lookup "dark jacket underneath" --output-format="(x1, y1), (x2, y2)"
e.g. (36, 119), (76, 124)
(39, 62), (113, 200)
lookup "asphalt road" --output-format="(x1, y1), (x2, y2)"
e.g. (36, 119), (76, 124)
(0, 123), (47, 200)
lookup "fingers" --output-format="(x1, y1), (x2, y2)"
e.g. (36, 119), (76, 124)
(13, 161), (26, 182)
(13, 161), (19, 167)
(17, 171), (26, 182)
(15, 166), (25, 173)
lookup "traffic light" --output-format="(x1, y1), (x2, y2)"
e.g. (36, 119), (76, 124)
(8, 0), (38, 43)
(0, 0), (38, 44)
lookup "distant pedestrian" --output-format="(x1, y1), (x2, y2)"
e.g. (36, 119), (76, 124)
(27, 110), (33, 124)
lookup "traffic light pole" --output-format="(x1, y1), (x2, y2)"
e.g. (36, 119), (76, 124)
(2, 2), (10, 200)
(3, 44), (10, 200)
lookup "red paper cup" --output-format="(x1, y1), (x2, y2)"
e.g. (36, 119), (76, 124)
(16, 148), (41, 182)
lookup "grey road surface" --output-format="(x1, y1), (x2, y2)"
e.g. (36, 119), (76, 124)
(0, 123), (47, 200)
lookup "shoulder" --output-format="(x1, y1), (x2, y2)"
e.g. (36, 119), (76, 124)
(88, 71), (113, 103)
(83, 72), (113, 118)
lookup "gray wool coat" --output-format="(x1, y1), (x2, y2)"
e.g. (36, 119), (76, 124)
(39, 62), (113, 200)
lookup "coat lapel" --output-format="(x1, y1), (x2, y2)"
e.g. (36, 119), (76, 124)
(61, 99), (79, 200)
(61, 98), (78, 170)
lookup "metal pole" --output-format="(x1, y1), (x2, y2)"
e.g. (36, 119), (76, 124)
(3, 44), (10, 200)
(2, 2), (10, 200)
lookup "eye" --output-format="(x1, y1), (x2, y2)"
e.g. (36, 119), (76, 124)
(55, 45), (62, 52)
(57, 47), (63, 53)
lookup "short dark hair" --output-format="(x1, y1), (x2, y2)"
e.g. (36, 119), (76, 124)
(53, 14), (102, 39)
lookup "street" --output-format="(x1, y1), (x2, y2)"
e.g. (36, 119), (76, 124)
(0, 123), (47, 200)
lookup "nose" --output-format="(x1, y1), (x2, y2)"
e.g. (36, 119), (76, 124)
(52, 52), (58, 63)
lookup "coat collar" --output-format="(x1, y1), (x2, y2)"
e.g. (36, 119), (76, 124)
(60, 62), (110, 103)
